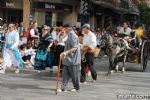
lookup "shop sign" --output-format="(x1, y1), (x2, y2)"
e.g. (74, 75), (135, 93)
(0, 1), (22, 9)
(6, 2), (15, 7)
(33, 2), (72, 12)
(45, 4), (55, 9)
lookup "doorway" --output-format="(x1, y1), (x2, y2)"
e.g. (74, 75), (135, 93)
(5, 9), (23, 23)
(45, 12), (52, 27)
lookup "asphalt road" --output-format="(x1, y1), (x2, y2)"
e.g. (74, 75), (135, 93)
(0, 58), (150, 100)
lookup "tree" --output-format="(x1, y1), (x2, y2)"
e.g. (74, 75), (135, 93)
(138, 3), (150, 31)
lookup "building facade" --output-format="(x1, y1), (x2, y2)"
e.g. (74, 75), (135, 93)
(0, 0), (140, 29)
(91, 0), (136, 30)
(0, 0), (23, 24)
(131, 0), (150, 6)
(31, 0), (79, 27)
(0, 0), (79, 28)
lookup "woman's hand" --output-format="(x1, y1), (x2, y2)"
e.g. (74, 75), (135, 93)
(48, 42), (53, 48)
(48, 47), (51, 52)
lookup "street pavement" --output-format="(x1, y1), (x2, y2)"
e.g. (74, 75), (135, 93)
(0, 57), (150, 100)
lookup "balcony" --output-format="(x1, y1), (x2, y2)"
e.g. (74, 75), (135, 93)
(92, 0), (130, 14)
(92, 0), (119, 8)
(128, 0), (139, 15)
(92, 0), (129, 9)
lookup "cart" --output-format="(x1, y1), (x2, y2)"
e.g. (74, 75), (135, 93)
(126, 38), (150, 71)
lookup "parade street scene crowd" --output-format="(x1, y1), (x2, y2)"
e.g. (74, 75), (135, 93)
(0, 0), (150, 100)
(0, 20), (147, 91)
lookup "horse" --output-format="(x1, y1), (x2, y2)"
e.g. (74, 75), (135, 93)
(107, 38), (129, 75)
(101, 33), (129, 75)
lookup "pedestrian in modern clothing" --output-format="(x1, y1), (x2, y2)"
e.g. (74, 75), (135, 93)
(80, 24), (97, 83)
(58, 24), (81, 92)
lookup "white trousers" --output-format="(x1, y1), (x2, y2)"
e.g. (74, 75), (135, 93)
(3, 48), (19, 69)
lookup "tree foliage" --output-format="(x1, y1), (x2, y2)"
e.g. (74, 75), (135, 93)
(138, 3), (150, 30)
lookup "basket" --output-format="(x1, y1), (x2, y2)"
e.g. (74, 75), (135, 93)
(94, 47), (100, 58)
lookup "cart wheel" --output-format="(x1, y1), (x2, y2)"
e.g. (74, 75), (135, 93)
(141, 41), (148, 71)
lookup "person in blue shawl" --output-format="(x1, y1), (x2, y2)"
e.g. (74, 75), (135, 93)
(34, 25), (55, 73)
(0, 23), (24, 74)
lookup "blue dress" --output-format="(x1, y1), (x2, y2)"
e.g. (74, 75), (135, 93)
(34, 33), (55, 70)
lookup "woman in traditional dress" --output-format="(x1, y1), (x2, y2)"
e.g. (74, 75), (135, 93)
(34, 25), (54, 73)
(0, 23), (24, 74)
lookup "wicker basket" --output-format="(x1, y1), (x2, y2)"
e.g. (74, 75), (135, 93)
(94, 47), (100, 58)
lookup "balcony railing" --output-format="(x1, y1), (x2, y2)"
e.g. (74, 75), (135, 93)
(92, 0), (129, 9)
(92, 0), (118, 6)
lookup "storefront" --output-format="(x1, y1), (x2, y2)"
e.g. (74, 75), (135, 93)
(92, 6), (118, 30)
(87, 0), (130, 30)
(32, 2), (73, 27)
(0, 0), (23, 24)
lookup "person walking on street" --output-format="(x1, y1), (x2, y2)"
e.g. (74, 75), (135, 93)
(80, 24), (97, 83)
(0, 23), (24, 74)
(34, 25), (54, 73)
(58, 24), (81, 92)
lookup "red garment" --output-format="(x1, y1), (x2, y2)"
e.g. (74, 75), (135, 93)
(86, 66), (90, 73)
(26, 30), (30, 41)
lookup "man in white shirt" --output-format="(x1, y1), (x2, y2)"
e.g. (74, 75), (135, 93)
(119, 22), (131, 36)
(80, 24), (97, 83)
